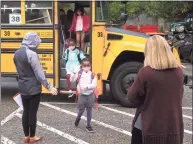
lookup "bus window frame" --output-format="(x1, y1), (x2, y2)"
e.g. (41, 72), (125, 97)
(24, 1), (53, 25)
(1, 1), (22, 25)
(95, 0), (109, 22)
(88, 1), (93, 58)
(1, 1), (54, 26)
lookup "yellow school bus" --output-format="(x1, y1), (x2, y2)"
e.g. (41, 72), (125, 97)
(1, 1), (181, 106)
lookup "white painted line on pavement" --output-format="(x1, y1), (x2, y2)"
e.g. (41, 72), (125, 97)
(1, 135), (16, 144)
(47, 102), (193, 110)
(42, 102), (77, 105)
(15, 113), (89, 144)
(182, 107), (192, 110)
(41, 102), (132, 136)
(43, 102), (119, 106)
(184, 130), (192, 135)
(100, 105), (192, 135)
(100, 105), (135, 117)
(181, 65), (186, 68)
(183, 115), (192, 120)
(101, 105), (193, 120)
(1, 108), (22, 126)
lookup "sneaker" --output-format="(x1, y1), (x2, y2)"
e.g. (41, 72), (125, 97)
(75, 118), (80, 127)
(86, 126), (95, 133)
(68, 90), (74, 98)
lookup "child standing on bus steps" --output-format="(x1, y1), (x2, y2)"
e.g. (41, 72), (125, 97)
(63, 39), (85, 97)
(71, 58), (97, 133)
(68, 6), (90, 50)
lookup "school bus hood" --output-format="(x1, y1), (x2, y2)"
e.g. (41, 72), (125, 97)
(106, 27), (148, 52)
(106, 27), (150, 38)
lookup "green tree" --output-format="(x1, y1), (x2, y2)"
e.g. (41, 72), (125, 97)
(109, 1), (193, 23)
(144, 1), (193, 22)
(109, 1), (147, 23)
(125, 1), (148, 26)
(109, 2), (124, 22)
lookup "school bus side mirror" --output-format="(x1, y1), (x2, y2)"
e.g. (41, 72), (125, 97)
(120, 13), (128, 23)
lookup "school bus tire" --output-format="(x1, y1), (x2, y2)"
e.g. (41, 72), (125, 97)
(110, 62), (143, 107)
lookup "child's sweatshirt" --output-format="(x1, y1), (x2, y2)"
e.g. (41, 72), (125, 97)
(71, 70), (97, 95)
(64, 48), (85, 74)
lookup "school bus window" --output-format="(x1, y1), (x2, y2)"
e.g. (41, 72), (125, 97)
(1, 1), (21, 24)
(95, 1), (109, 22)
(25, 1), (52, 24)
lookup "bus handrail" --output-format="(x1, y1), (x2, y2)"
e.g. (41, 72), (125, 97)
(26, 16), (50, 23)
(59, 20), (65, 59)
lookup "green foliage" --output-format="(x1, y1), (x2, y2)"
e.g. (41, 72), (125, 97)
(125, 1), (147, 17)
(109, 1), (193, 23)
(109, 1), (146, 21)
(144, 1), (193, 22)
(109, 1), (124, 22)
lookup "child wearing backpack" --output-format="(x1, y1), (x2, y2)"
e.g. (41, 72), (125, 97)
(71, 58), (97, 133)
(63, 39), (85, 97)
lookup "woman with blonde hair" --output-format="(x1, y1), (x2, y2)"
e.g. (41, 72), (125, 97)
(127, 35), (184, 144)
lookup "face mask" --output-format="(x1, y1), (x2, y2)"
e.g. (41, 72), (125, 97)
(69, 46), (75, 50)
(82, 67), (91, 72)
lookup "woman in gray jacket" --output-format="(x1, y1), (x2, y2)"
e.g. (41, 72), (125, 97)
(14, 32), (57, 143)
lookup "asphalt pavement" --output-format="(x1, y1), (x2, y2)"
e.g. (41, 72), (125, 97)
(1, 63), (192, 144)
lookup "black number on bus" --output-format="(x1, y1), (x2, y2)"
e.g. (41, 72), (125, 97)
(97, 32), (103, 37)
(4, 31), (10, 36)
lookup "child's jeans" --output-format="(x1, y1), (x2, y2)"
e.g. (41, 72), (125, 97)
(77, 107), (92, 127)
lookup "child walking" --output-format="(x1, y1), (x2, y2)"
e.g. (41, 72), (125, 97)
(63, 39), (85, 97)
(71, 58), (97, 133)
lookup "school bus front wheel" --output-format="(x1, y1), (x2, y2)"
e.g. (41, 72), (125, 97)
(110, 62), (143, 107)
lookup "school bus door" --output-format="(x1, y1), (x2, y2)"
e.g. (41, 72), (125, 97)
(92, 1), (109, 95)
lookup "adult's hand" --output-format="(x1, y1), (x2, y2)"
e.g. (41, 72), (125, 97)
(50, 87), (58, 95)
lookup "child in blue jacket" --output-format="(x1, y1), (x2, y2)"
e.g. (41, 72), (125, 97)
(63, 39), (85, 97)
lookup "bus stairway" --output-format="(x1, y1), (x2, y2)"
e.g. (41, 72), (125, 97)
(59, 65), (76, 95)
(59, 44), (90, 95)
